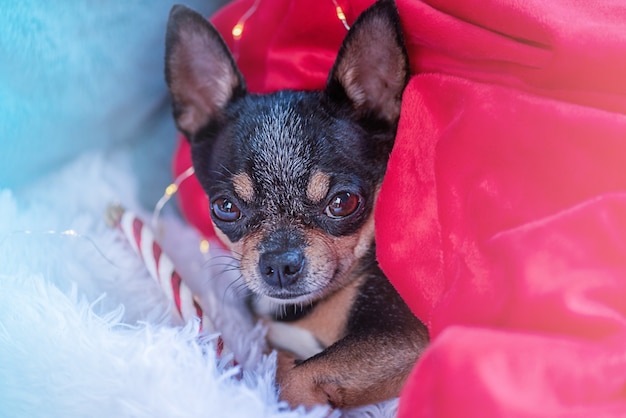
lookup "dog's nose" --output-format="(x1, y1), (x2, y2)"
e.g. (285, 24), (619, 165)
(259, 250), (305, 289)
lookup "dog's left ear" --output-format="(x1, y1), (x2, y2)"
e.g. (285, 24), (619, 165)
(326, 0), (409, 125)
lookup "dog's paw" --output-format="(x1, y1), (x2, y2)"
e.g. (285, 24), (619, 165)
(276, 355), (345, 409)
(275, 350), (299, 381)
(279, 372), (329, 409)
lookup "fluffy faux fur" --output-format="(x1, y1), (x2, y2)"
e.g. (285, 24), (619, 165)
(0, 152), (399, 418)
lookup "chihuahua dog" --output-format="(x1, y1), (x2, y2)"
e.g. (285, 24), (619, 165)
(165, 0), (428, 409)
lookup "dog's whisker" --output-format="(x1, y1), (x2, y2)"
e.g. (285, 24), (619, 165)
(219, 267), (242, 276)
(218, 164), (236, 177)
(218, 264), (241, 271)
(207, 262), (240, 269)
(208, 254), (240, 261)
(202, 257), (240, 270)
(221, 274), (250, 303)
(228, 249), (244, 258)
(207, 264), (240, 273)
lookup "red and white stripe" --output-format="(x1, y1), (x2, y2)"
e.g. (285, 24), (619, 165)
(107, 205), (225, 356)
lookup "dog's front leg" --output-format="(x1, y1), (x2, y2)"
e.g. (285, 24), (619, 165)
(277, 324), (427, 409)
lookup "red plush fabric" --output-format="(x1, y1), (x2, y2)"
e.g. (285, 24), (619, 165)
(173, 0), (626, 416)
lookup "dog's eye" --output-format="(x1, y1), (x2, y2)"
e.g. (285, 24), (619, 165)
(212, 198), (242, 222)
(325, 192), (360, 218)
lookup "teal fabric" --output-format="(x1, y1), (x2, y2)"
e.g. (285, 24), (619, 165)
(0, 1), (224, 204)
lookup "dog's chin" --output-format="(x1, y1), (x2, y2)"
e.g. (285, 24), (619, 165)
(248, 279), (332, 306)
(256, 281), (330, 305)
(262, 292), (319, 305)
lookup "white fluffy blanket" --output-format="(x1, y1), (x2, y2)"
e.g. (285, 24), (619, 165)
(0, 150), (398, 418)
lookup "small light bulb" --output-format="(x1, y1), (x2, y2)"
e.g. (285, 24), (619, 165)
(199, 239), (210, 254)
(336, 6), (346, 22)
(232, 23), (244, 39)
(165, 183), (178, 196)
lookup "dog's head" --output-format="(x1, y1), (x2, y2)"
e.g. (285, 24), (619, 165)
(165, 1), (409, 305)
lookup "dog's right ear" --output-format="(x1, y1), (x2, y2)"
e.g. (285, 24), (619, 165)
(165, 5), (246, 138)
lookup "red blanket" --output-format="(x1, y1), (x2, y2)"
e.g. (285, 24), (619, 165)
(173, 1), (626, 415)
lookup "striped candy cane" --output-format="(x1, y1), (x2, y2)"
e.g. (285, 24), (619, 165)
(106, 204), (225, 356)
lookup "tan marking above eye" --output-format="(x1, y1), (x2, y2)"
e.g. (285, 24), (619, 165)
(233, 172), (255, 202)
(307, 170), (331, 203)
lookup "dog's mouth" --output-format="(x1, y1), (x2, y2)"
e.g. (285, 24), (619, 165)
(262, 291), (320, 304)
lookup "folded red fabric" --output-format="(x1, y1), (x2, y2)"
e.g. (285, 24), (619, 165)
(173, 1), (626, 416)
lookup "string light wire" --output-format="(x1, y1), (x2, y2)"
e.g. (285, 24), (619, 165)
(151, 165), (196, 232)
(230, 0), (262, 60)
(331, 0), (351, 30)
